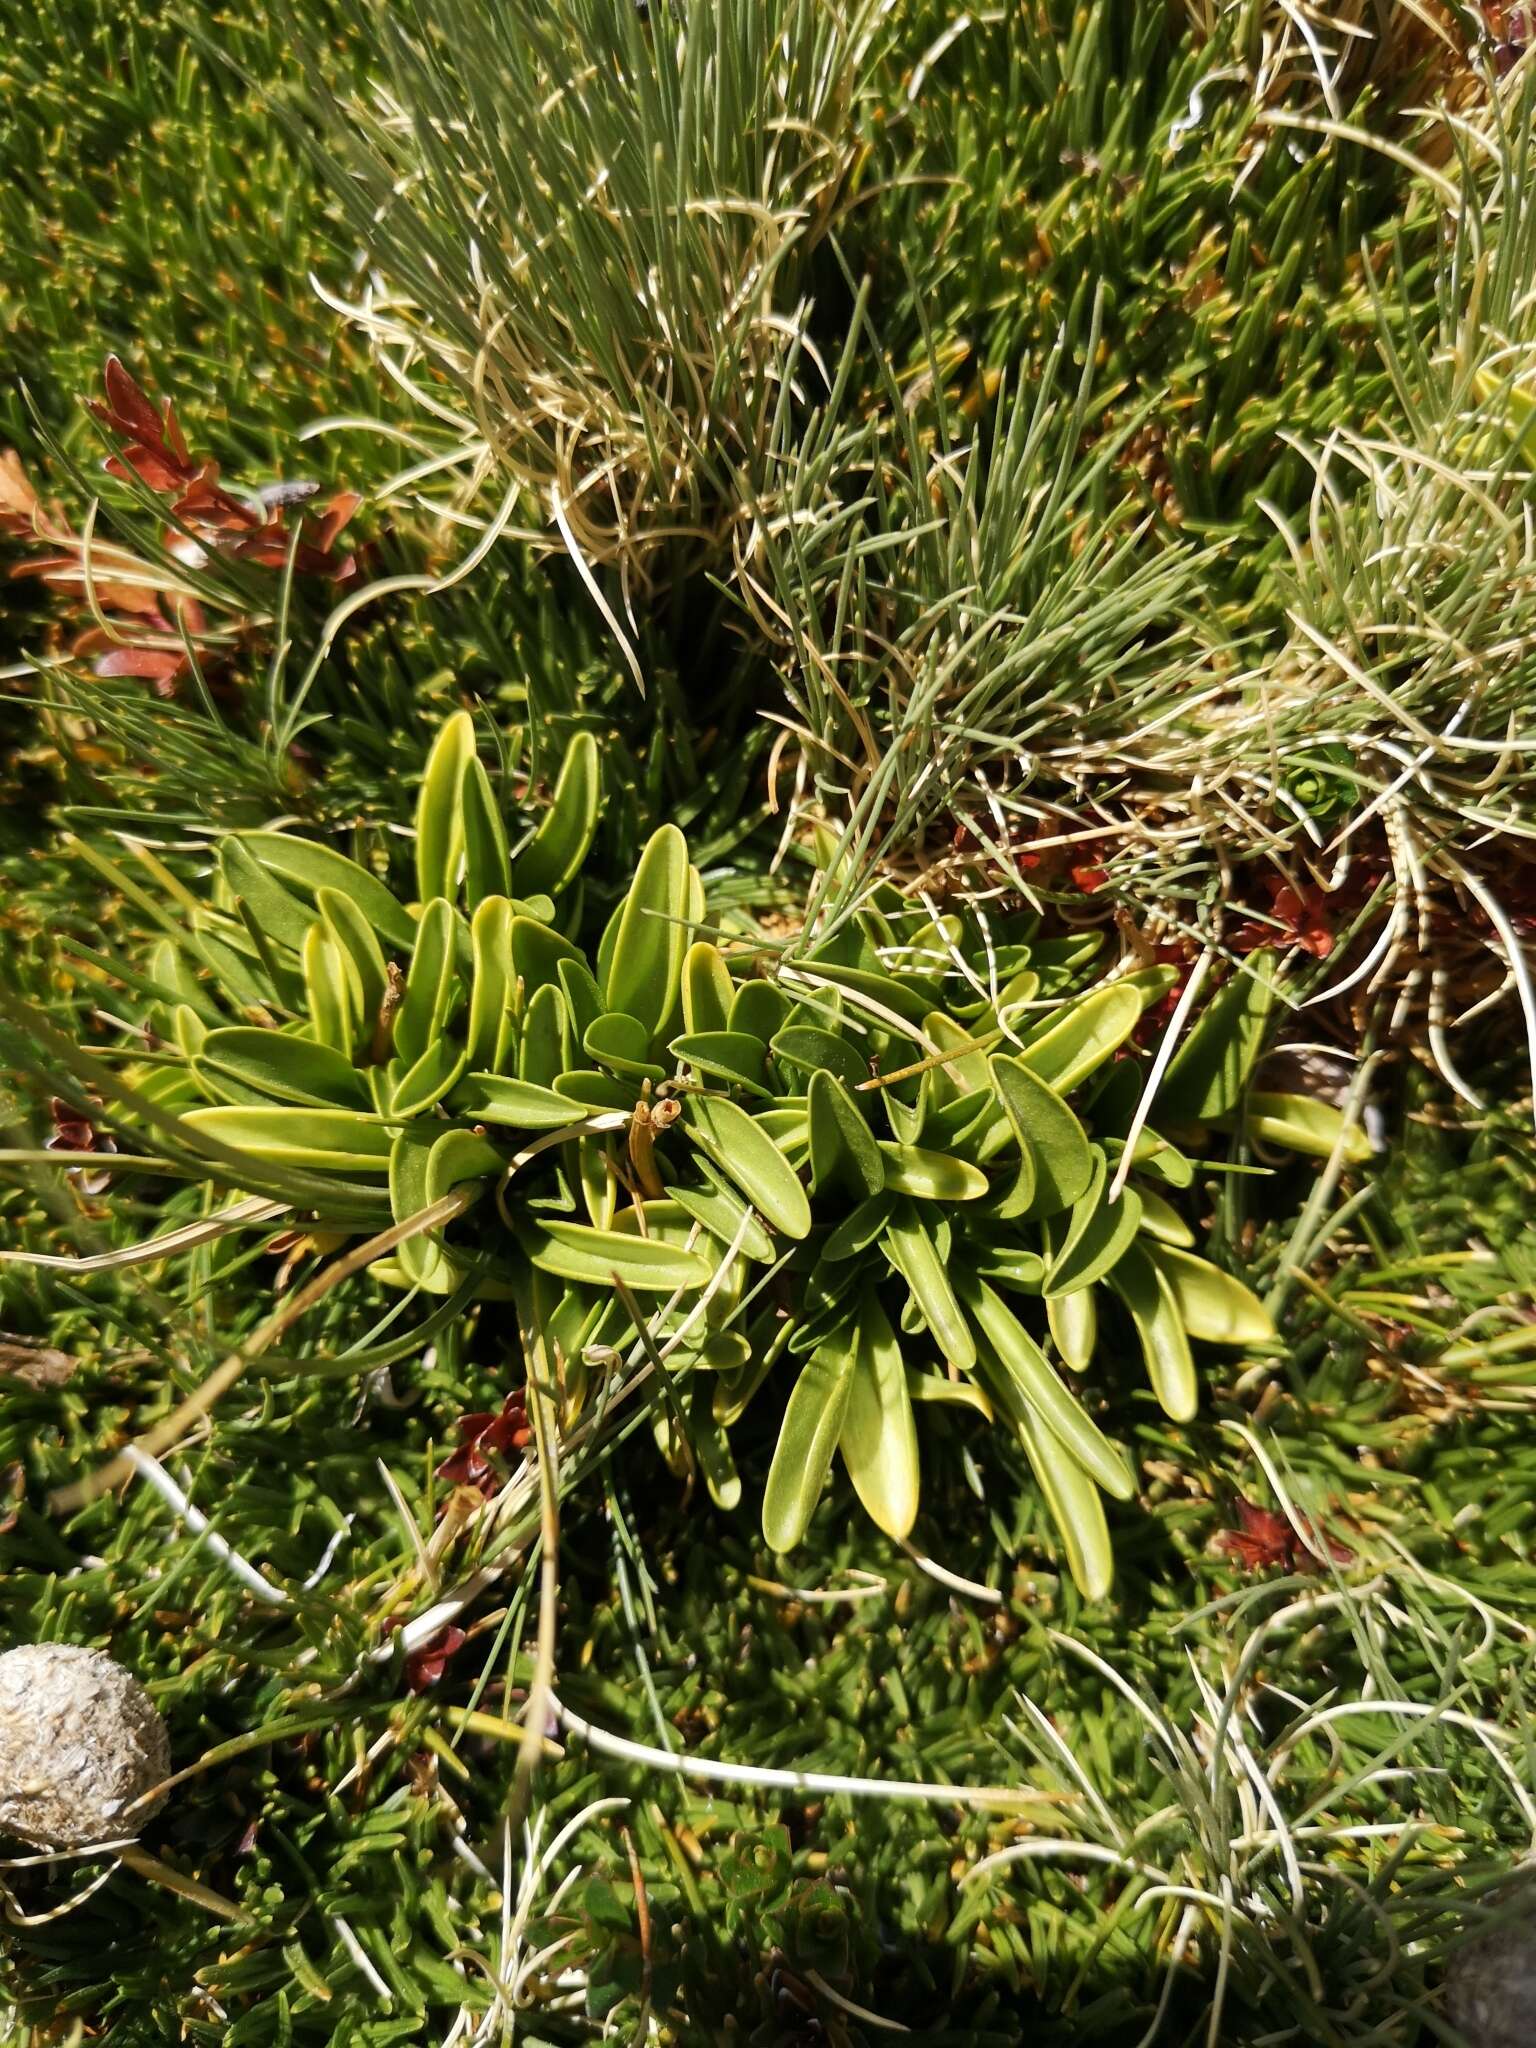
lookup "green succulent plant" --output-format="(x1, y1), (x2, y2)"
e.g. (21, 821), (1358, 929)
(81, 714), (1366, 1597)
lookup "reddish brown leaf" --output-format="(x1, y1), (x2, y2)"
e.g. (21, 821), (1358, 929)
(163, 397), (191, 467)
(174, 471), (256, 528)
(435, 1392), (531, 1501)
(1215, 1496), (1353, 1573)
(91, 580), (168, 619)
(103, 355), (169, 447)
(46, 1096), (119, 1193)
(317, 491), (362, 554)
(1233, 874), (1335, 960)
(94, 647), (184, 680)
(106, 446), (190, 492)
(405, 1626), (467, 1691)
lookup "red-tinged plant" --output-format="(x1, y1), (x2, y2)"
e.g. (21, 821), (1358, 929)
(1215, 1497), (1354, 1574)
(436, 1393), (533, 1501)
(1232, 873), (1335, 960)
(90, 356), (363, 577)
(405, 1626), (467, 1692)
(1482, 2), (1530, 71)
(2, 357), (366, 700)
(45, 1095), (117, 1196)
(1132, 940), (1196, 1047)
(380, 1615), (470, 1691)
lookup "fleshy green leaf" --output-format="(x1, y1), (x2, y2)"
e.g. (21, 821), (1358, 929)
(172, 1003), (209, 1062)
(458, 1074), (592, 1129)
(234, 832), (415, 953)
(317, 886), (387, 1045)
(303, 923), (356, 1056)
(1043, 1170), (1143, 1298)
(1015, 1405), (1115, 1601)
(924, 1013), (992, 1097)
(906, 1371), (993, 1419)
(875, 1143), (988, 1201)
(770, 1025), (868, 1091)
(511, 916), (584, 1001)
(425, 1128), (504, 1203)
(394, 898), (463, 1066)
(806, 1069), (885, 1201)
(1109, 1242), (1197, 1422)
(762, 1337), (856, 1552)
(924, 1087), (1002, 1157)
(584, 1011), (667, 1082)
(685, 1094), (812, 1239)
(1136, 1187), (1196, 1248)
(728, 979), (791, 1044)
(670, 1030), (771, 1097)
(461, 753), (511, 907)
(603, 823), (690, 1036)
(221, 837), (313, 953)
(882, 1072), (928, 1147)
(510, 732), (601, 898)
(1046, 1282), (1097, 1372)
(1158, 952), (1278, 1121)
(691, 1386), (742, 1511)
(664, 1178), (776, 1263)
(838, 1293), (919, 1541)
(680, 940), (735, 1036)
(883, 1199), (974, 1370)
(519, 981), (568, 1089)
(415, 711), (476, 905)
(1048, 1179), (1146, 1286)
(391, 1125), (502, 1293)
(391, 1037), (469, 1117)
(1240, 1090), (1372, 1163)
(973, 1243), (1046, 1292)
(753, 1105), (809, 1155)
(791, 957), (935, 1030)
(1018, 983), (1142, 1092)
(821, 1192), (895, 1262)
(467, 896), (516, 1071)
(557, 956), (606, 1043)
(193, 1027), (369, 1111)
(520, 1216), (713, 1291)
(1149, 1245), (1276, 1345)
(1118, 963), (1181, 1012)
(390, 1127), (446, 1292)
(959, 1272), (1133, 1499)
(989, 1054), (1094, 1215)
(1116, 1131), (1195, 1189)
(555, 1070), (637, 1113)
(181, 1106), (392, 1171)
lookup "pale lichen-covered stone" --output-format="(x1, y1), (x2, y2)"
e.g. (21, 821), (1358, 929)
(0, 1643), (170, 1850)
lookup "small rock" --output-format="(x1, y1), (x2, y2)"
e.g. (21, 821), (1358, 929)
(1445, 1890), (1536, 2048)
(0, 1643), (170, 1850)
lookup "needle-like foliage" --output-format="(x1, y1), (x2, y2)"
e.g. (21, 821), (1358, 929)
(263, 0), (887, 599)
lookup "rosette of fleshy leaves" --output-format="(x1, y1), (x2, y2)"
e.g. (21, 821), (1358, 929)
(91, 715), (1365, 1598)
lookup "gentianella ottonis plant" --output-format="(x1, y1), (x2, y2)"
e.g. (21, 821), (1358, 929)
(63, 715), (1363, 1598)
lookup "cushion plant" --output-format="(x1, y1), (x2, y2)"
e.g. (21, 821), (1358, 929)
(87, 714), (1364, 1598)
